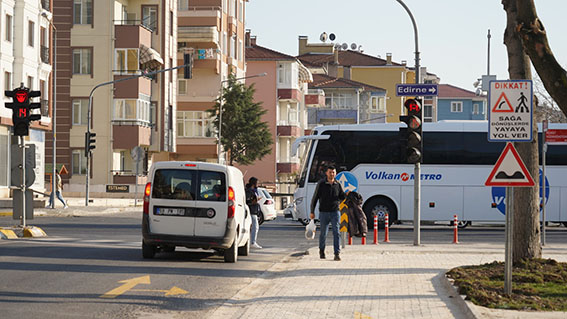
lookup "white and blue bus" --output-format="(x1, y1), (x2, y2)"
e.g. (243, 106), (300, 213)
(291, 121), (567, 228)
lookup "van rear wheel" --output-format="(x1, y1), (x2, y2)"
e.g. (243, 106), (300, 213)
(142, 241), (156, 259)
(238, 230), (250, 256)
(224, 234), (238, 263)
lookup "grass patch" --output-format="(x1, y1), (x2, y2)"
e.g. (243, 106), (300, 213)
(446, 259), (567, 311)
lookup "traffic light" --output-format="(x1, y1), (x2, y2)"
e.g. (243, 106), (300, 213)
(85, 131), (96, 157)
(183, 53), (192, 79)
(399, 98), (423, 164)
(5, 87), (42, 136)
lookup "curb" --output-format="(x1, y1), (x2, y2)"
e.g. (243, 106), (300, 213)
(23, 226), (47, 238)
(0, 228), (18, 239)
(440, 273), (480, 319)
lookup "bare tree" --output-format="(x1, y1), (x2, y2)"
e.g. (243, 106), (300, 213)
(515, 0), (567, 116)
(502, 0), (542, 262)
(533, 74), (567, 123)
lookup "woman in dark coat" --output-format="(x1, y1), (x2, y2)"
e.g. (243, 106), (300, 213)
(346, 192), (368, 237)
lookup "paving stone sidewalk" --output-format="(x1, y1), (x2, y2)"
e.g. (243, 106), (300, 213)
(209, 243), (567, 319)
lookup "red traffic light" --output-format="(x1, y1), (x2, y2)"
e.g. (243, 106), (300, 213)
(404, 98), (421, 113)
(15, 90), (28, 103)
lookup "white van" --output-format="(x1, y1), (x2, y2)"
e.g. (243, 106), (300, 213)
(142, 161), (251, 263)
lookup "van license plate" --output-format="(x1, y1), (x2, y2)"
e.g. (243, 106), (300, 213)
(156, 208), (185, 216)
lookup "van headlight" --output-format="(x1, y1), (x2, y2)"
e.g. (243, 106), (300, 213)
(295, 197), (303, 205)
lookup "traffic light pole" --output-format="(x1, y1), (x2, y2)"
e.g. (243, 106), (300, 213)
(19, 136), (26, 228)
(396, 0), (422, 246)
(85, 64), (188, 206)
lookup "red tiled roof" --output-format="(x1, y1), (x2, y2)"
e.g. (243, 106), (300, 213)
(310, 74), (385, 92)
(298, 50), (404, 67)
(245, 44), (296, 61)
(438, 84), (478, 98)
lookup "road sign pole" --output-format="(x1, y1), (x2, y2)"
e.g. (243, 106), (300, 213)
(504, 187), (513, 295)
(413, 162), (421, 246)
(542, 120), (547, 246)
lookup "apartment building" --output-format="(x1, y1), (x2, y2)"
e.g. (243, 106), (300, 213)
(175, 0), (247, 162)
(49, 0), (177, 196)
(0, 0), (53, 198)
(242, 32), (314, 200)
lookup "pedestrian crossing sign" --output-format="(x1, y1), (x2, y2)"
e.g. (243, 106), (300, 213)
(488, 80), (533, 142)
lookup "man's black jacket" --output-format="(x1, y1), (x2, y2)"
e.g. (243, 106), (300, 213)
(310, 178), (346, 214)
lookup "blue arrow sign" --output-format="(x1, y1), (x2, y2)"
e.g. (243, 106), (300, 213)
(396, 84), (438, 96)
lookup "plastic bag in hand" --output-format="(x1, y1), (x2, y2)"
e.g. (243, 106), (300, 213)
(305, 219), (316, 240)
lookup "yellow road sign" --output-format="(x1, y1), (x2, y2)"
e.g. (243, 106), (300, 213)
(340, 199), (349, 233)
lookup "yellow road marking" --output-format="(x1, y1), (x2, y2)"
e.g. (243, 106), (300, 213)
(354, 311), (373, 319)
(100, 275), (151, 299)
(131, 286), (188, 296)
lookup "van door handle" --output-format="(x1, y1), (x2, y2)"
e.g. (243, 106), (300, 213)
(237, 204), (243, 207)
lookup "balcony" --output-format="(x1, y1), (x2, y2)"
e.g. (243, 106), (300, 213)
(227, 16), (237, 35)
(277, 125), (302, 137)
(178, 6), (222, 30)
(177, 50), (220, 74)
(112, 172), (147, 186)
(178, 26), (219, 45)
(40, 45), (50, 64)
(114, 24), (152, 50)
(112, 124), (152, 150)
(277, 162), (300, 174)
(305, 89), (325, 106)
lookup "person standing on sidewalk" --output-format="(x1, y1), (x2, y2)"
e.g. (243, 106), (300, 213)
(48, 172), (68, 209)
(246, 177), (263, 249)
(310, 165), (346, 261)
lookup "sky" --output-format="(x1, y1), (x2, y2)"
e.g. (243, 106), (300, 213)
(245, 0), (566, 92)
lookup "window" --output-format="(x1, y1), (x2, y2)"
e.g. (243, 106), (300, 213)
(325, 92), (355, 109)
(150, 102), (157, 127)
(370, 96), (385, 113)
(170, 11), (173, 36)
(114, 96), (151, 123)
(230, 36), (236, 59)
(230, 0), (236, 17)
(73, 48), (92, 75)
(239, 0), (244, 22)
(472, 103), (480, 115)
(223, 0), (227, 13)
(142, 6), (158, 32)
(238, 40), (243, 61)
(178, 80), (187, 95)
(115, 49), (138, 74)
(72, 99), (88, 125)
(27, 76), (33, 90)
(0, 135), (8, 186)
(72, 150), (87, 175)
(178, 0), (188, 11)
(73, 0), (93, 25)
(424, 105), (433, 122)
(451, 101), (463, 113)
(4, 72), (11, 91)
(222, 32), (227, 56)
(199, 171), (226, 201)
(5, 15), (12, 42)
(28, 21), (34, 47)
(176, 111), (214, 137)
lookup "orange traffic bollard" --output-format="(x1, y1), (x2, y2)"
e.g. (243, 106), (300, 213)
(453, 215), (459, 244)
(373, 215), (378, 245)
(384, 214), (390, 243)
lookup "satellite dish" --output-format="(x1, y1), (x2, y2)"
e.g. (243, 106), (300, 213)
(358, 45), (363, 52)
(334, 43), (342, 49)
(329, 33), (336, 41)
(320, 32), (328, 42)
(351, 43), (357, 50)
(341, 43), (348, 50)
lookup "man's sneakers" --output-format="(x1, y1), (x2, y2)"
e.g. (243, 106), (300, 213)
(252, 242), (262, 249)
(319, 249), (326, 259)
(334, 254), (341, 261)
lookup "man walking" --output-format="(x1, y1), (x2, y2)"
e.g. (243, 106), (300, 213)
(310, 166), (346, 261)
(48, 172), (68, 209)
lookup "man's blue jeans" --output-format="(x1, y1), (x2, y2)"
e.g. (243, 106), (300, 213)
(319, 210), (340, 255)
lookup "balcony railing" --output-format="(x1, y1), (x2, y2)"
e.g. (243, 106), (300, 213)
(40, 45), (50, 64)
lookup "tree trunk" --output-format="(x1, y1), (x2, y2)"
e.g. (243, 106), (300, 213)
(502, 0), (542, 263)
(515, 0), (567, 116)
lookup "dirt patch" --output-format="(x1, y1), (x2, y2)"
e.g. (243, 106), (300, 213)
(446, 258), (567, 311)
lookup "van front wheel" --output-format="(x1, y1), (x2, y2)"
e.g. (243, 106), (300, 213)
(224, 234), (238, 263)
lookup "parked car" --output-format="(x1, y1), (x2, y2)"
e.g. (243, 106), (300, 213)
(142, 161), (251, 263)
(257, 187), (277, 225)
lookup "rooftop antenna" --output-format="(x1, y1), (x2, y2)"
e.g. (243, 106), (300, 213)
(487, 29), (491, 75)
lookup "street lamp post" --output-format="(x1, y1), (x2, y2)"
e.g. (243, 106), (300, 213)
(395, 0), (422, 246)
(217, 72), (267, 163)
(42, 13), (57, 209)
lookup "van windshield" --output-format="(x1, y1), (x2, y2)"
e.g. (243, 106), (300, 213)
(152, 169), (226, 202)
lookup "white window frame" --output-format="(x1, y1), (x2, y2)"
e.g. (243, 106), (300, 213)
(73, 48), (92, 75)
(74, 0), (92, 25)
(72, 99), (89, 125)
(472, 103), (480, 115)
(28, 20), (34, 47)
(72, 150), (87, 175)
(176, 111), (213, 138)
(5, 14), (12, 42)
(178, 79), (187, 95)
(370, 96), (385, 113)
(326, 92), (354, 109)
(115, 48), (139, 75)
(4, 72), (12, 91)
(424, 105), (433, 122)
(451, 101), (463, 113)
(239, 0), (244, 22)
(142, 6), (158, 31)
(114, 96), (151, 123)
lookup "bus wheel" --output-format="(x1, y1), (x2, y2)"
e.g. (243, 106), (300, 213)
(457, 221), (471, 229)
(364, 198), (397, 230)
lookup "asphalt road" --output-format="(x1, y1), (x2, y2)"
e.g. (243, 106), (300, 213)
(1, 213), (566, 318)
